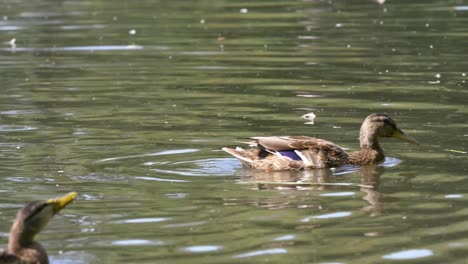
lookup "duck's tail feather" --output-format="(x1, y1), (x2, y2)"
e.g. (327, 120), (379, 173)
(222, 147), (254, 165)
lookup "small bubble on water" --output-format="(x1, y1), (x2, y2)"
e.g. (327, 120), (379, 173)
(129, 29), (136, 35)
(240, 8), (248, 13)
(434, 73), (441, 79)
(425, 23), (430, 27)
(200, 19), (205, 24)
(336, 23), (343, 28)
(346, 44), (351, 48)
(462, 73), (466, 77)
(429, 45), (434, 49)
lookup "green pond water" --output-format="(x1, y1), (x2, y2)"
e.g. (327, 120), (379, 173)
(1, 0), (467, 263)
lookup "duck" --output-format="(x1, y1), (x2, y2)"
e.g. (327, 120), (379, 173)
(222, 113), (417, 171)
(0, 192), (77, 264)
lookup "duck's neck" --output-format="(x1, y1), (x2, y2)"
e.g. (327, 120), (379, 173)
(9, 223), (49, 264)
(347, 128), (385, 165)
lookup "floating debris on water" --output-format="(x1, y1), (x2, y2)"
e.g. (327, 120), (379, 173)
(8, 38), (16, 48)
(3, 38), (16, 49)
(301, 112), (316, 125)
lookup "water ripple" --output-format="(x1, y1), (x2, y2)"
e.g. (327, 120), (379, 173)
(0, 110), (41, 115)
(301, 212), (352, 222)
(1, 45), (144, 52)
(135, 176), (190, 183)
(149, 158), (240, 177)
(0, 125), (37, 132)
(233, 248), (287, 258)
(5, 177), (55, 182)
(273, 234), (296, 241)
(95, 149), (199, 163)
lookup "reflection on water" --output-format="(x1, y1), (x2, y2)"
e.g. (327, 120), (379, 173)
(1, 0), (468, 263)
(1, 45), (144, 52)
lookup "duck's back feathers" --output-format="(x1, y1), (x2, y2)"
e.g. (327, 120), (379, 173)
(223, 136), (348, 170)
(0, 250), (20, 264)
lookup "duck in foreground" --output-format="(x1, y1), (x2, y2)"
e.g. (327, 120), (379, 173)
(0, 192), (77, 264)
(222, 113), (417, 171)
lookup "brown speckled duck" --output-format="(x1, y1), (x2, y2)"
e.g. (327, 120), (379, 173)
(0, 192), (77, 264)
(222, 113), (417, 171)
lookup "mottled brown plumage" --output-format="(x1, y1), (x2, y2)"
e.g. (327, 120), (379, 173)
(0, 192), (77, 264)
(223, 113), (417, 171)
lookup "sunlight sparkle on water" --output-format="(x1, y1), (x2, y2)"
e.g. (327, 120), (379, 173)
(445, 194), (463, 199)
(301, 212), (352, 222)
(112, 239), (164, 246)
(320, 192), (355, 197)
(182, 245), (223, 253)
(117, 217), (171, 224)
(382, 249), (433, 260)
(233, 248), (287, 258)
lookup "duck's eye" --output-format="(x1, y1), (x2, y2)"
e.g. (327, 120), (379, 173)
(383, 119), (396, 128)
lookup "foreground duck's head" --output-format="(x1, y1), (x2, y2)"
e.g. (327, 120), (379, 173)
(9, 192), (77, 253)
(359, 113), (418, 148)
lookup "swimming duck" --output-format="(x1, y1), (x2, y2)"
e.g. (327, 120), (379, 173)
(0, 192), (77, 264)
(222, 113), (417, 171)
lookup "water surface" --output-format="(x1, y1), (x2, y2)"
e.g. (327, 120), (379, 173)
(1, 0), (467, 263)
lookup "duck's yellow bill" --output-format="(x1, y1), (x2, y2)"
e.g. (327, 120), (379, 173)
(393, 129), (418, 145)
(47, 192), (78, 214)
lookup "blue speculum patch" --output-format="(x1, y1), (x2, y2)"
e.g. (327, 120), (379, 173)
(278, 150), (302, 161)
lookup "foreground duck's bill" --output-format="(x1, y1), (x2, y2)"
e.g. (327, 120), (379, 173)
(393, 129), (418, 144)
(47, 192), (78, 213)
